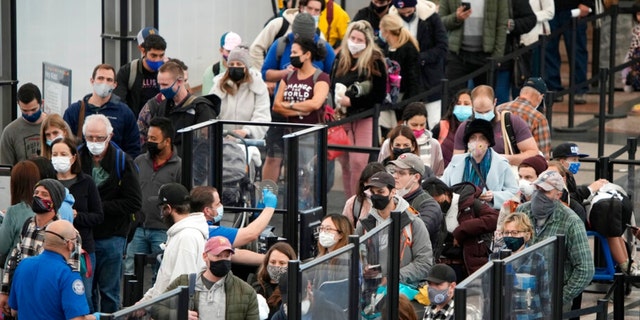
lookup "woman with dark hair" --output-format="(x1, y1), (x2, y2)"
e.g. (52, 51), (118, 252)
(341, 162), (386, 226)
(50, 137), (103, 310)
(251, 242), (296, 318)
(317, 214), (354, 256)
(377, 125), (419, 165)
(431, 89), (472, 166)
(0, 161), (39, 267)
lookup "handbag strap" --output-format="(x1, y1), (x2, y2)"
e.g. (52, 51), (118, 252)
(470, 159), (488, 191)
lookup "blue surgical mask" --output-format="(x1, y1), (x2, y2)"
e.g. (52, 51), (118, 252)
(453, 105), (472, 122)
(213, 205), (224, 223)
(46, 134), (64, 147)
(146, 59), (164, 71)
(474, 111), (495, 122)
(22, 107), (42, 123)
(567, 162), (581, 175)
(159, 80), (179, 100)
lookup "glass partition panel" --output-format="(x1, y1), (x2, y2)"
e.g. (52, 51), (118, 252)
(190, 124), (212, 187)
(108, 287), (185, 319)
(359, 220), (391, 319)
(300, 250), (352, 320)
(456, 262), (493, 319)
(295, 129), (322, 211)
(502, 237), (557, 320)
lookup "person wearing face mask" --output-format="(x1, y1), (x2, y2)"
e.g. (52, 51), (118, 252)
(0, 83), (47, 166)
(7, 220), (97, 320)
(113, 33), (167, 117)
(388, 153), (442, 249)
(443, 119), (518, 210)
(355, 172), (433, 287)
(251, 242), (297, 318)
(77, 114), (142, 313)
(202, 31), (242, 95)
(153, 236), (259, 320)
(155, 61), (218, 155)
(331, 21), (387, 199)
(545, 161), (587, 226)
(494, 213), (551, 319)
(432, 89), (472, 167)
(50, 137), (103, 311)
(63, 63), (141, 158)
(353, 0), (393, 45)
(423, 177), (499, 281)
(421, 264), (457, 320)
(515, 170), (594, 310)
(39, 113), (74, 159)
(136, 183), (208, 307)
(452, 85), (540, 166)
(496, 77), (552, 159)
(123, 117), (181, 277)
(210, 45), (271, 139)
(0, 179), (67, 316)
(551, 142), (608, 206)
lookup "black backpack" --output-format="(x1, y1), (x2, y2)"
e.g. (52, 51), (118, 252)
(587, 184), (633, 237)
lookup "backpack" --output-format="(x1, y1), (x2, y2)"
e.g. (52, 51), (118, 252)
(384, 57), (401, 105)
(586, 184), (633, 237)
(128, 59), (141, 90)
(77, 141), (129, 183)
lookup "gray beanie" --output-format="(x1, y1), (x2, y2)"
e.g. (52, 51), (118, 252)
(292, 13), (316, 40)
(227, 46), (252, 68)
(35, 178), (65, 212)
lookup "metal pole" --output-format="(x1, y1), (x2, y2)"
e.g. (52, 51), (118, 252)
(319, 126), (328, 210)
(613, 273), (625, 320)
(628, 137), (637, 198)
(487, 58), (496, 87)
(539, 34), (548, 79)
(287, 260), (301, 320)
(348, 235), (360, 320)
(597, 68), (608, 157)
(180, 129), (193, 189)
(492, 260), (504, 319)
(453, 288), (467, 319)
(372, 104), (380, 154)
(597, 157), (611, 181)
(568, 18), (578, 128)
(212, 121), (224, 192)
(545, 91), (554, 130)
(177, 287), (190, 320)
(119, 0), (129, 66)
(440, 78), (449, 117)
(608, 5), (619, 115)
(284, 135), (299, 249)
(552, 235), (566, 319)
(386, 211), (401, 320)
(595, 299), (608, 320)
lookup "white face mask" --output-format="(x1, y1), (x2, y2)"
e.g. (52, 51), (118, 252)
(51, 156), (72, 173)
(93, 82), (114, 98)
(87, 141), (107, 156)
(519, 179), (535, 198)
(395, 177), (415, 198)
(318, 231), (338, 248)
(347, 39), (366, 55)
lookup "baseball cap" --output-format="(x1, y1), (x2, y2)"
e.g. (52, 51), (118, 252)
(205, 236), (235, 255)
(137, 27), (159, 46)
(426, 264), (456, 284)
(533, 170), (565, 191)
(365, 172), (396, 189)
(389, 153), (425, 176)
(152, 183), (190, 206)
(523, 77), (548, 94)
(393, 0), (417, 8)
(220, 31), (242, 51)
(552, 142), (589, 159)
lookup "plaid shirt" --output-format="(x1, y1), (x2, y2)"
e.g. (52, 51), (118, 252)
(423, 299), (454, 320)
(516, 201), (594, 304)
(497, 98), (551, 157)
(0, 216), (64, 294)
(507, 251), (552, 318)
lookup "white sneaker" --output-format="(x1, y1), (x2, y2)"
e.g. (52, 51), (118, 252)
(629, 262), (640, 277)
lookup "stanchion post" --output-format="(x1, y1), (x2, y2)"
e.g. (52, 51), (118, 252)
(348, 235), (360, 320)
(608, 4), (619, 115)
(440, 78), (449, 117)
(595, 299), (609, 320)
(613, 273), (625, 320)
(386, 211), (401, 320)
(287, 260), (301, 320)
(597, 68), (608, 157)
(628, 137), (637, 198)
(454, 287), (467, 319)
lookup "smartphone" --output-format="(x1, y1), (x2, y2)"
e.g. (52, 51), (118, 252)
(627, 224), (639, 231)
(461, 2), (471, 11)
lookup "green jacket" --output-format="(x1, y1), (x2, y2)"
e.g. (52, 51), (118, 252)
(152, 271), (259, 320)
(439, 0), (509, 57)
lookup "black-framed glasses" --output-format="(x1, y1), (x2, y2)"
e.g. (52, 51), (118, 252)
(316, 226), (341, 234)
(500, 230), (527, 237)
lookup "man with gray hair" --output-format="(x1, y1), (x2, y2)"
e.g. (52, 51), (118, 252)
(78, 114), (142, 313)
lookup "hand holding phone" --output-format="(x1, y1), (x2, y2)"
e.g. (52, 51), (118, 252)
(461, 2), (471, 11)
(626, 224), (639, 231)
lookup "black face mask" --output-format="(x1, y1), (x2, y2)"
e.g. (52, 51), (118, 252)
(146, 141), (161, 158)
(209, 259), (232, 277)
(392, 147), (412, 158)
(228, 67), (245, 82)
(290, 56), (304, 68)
(370, 194), (391, 210)
(32, 196), (54, 214)
(400, 13), (415, 23)
(371, 2), (389, 14)
(439, 200), (451, 213)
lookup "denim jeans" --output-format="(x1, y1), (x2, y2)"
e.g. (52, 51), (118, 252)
(92, 236), (126, 313)
(83, 252), (96, 313)
(545, 9), (588, 94)
(123, 228), (167, 276)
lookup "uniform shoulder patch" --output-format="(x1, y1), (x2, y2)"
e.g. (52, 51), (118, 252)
(72, 279), (85, 295)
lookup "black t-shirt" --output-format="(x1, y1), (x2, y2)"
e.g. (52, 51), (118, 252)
(139, 66), (159, 111)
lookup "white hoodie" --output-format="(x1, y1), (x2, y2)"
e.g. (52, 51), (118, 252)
(141, 212), (209, 301)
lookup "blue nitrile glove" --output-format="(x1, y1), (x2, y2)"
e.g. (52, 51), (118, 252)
(262, 189), (278, 208)
(93, 312), (101, 320)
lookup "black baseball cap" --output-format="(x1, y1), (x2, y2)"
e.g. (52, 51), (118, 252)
(365, 172), (396, 190)
(426, 264), (457, 284)
(151, 183), (190, 206)
(552, 142), (589, 159)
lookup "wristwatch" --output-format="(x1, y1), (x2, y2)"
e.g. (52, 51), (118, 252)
(289, 101), (294, 109)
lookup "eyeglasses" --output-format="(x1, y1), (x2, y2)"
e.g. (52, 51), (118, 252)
(45, 230), (78, 243)
(316, 226), (341, 234)
(85, 135), (109, 143)
(500, 230), (527, 237)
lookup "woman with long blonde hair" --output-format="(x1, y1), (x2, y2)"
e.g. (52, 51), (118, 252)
(331, 20), (387, 199)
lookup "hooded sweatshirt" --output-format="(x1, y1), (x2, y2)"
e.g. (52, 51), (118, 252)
(141, 212), (208, 302)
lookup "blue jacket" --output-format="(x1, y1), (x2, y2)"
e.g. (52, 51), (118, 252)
(261, 33), (336, 81)
(64, 94), (141, 158)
